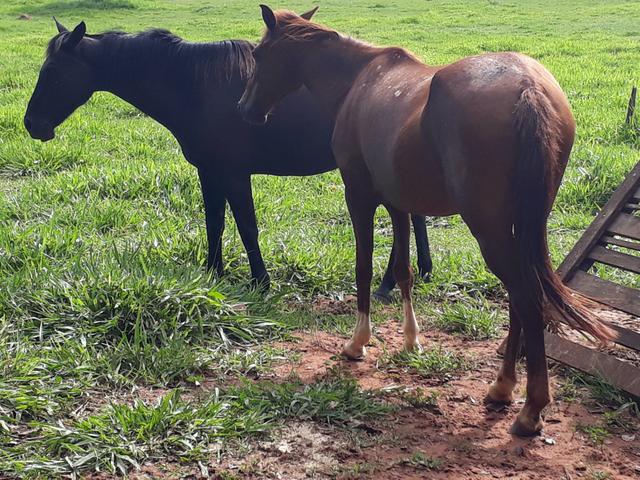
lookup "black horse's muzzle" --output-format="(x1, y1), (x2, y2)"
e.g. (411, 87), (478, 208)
(237, 99), (268, 126)
(24, 115), (55, 142)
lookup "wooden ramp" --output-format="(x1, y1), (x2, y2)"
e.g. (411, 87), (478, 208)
(500, 162), (640, 397)
(557, 161), (640, 317)
(553, 161), (640, 397)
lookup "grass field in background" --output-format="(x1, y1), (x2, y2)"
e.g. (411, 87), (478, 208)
(0, 0), (638, 476)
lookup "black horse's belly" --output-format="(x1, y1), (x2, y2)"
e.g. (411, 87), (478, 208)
(249, 87), (336, 176)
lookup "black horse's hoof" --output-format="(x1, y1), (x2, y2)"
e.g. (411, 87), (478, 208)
(250, 274), (271, 293)
(417, 269), (432, 283)
(372, 289), (394, 304)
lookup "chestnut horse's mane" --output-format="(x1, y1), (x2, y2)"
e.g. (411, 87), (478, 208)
(270, 11), (421, 63)
(271, 10), (337, 41)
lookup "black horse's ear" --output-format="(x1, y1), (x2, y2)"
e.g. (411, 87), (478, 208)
(53, 16), (68, 33)
(62, 21), (86, 51)
(260, 4), (277, 31)
(300, 6), (319, 21)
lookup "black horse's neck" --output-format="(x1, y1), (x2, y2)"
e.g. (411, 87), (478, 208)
(80, 30), (254, 134)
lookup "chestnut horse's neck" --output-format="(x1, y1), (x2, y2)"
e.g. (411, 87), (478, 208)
(301, 37), (384, 119)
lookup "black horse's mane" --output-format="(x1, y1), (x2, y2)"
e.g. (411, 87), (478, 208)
(47, 28), (256, 84)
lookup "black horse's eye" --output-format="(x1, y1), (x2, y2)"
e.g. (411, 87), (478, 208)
(252, 48), (263, 61)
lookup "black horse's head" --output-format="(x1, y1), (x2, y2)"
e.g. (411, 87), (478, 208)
(24, 18), (95, 141)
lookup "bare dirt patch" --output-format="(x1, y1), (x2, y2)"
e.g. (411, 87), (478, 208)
(219, 319), (640, 479)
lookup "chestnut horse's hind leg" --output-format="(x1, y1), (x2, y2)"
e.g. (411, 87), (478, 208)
(486, 301), (521, 404)
(342, 185), (378, 360)
(474, 232), (549, 436)
(387, 206), (421, 352)
(509, 288), (550, 436)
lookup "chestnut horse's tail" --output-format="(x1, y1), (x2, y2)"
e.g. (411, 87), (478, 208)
(512, 84), (616, 342)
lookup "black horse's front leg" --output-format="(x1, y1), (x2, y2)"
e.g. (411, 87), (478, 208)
(225, 175), (270, 290)
(198, 168), (226, 275)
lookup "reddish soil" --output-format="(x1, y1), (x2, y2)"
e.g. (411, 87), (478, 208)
(87, 299), (639, 479)
(213, 318), (640, 480)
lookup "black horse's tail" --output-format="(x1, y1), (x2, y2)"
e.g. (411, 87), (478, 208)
(512, 83), (616, 342)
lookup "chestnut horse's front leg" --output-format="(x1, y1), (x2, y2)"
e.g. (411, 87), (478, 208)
(342, 183), (378, 360)
(387, 205), (421, 352)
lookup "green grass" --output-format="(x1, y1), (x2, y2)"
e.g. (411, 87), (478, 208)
(557, 371), (640, 411)
(557, 371), (638, 443)
(401, 451), (444, 471)
(1, 374), (390, 477)
(0, 0), (638, 476)
(398, 387), (442, 413)
(576, 422), (611, 445)
(429, 295), (506, 340)
(381, 347), (471, 382)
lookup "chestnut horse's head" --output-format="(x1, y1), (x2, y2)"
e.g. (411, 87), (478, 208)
(238, 5), (336, 125)
(24, 18), (95, 141)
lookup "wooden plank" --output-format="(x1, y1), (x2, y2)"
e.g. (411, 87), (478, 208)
(588, 244), (640, 274)
(544, 331), (640, 398)
(609, 324), (640, 352)
(608, 213), (640, 241)
(498, 324), (640, 361)
(601, 235), (640, 252)
(567, 270), (640, 317)
(557, 161), (640, 281)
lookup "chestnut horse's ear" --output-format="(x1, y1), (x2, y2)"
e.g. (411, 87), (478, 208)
(62, 21), (86, 51)
(300, 6), (319, 21)
(53, 16), (68, 33)
(260, 4), (277, 31)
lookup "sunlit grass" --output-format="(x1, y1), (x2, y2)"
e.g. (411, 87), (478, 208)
(0, 0), (638, 476)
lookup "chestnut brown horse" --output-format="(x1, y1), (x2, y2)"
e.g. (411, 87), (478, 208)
(238, 6), (615, 436)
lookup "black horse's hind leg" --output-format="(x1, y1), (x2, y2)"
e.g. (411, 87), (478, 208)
(411, 215), (433, 281)
(373, 215), (432, 303)
(198, 168), (226, 275)
(373, 242), (397, 304)
(225, 176), (270, 290)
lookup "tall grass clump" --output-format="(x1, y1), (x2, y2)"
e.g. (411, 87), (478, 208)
(0, 374), (390, 477)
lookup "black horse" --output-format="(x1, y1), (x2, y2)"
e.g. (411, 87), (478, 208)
(23, 19), (433, 299)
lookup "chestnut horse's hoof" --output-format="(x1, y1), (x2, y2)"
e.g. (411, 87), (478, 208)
(404, 339), (423, 353)
(484, 382), (515, 405)
(342, 341), (366, 360)
(510, 414), (543, 437)
(372, 289), (394, 304)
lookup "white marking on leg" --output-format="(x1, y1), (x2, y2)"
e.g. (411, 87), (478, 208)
(342, 311), (371, 359)
(353, 311), (371, 345)
(403, 299), (421, 352)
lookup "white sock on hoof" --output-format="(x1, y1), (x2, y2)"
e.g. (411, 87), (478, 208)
(402, 299), (421, 351)
(343, 311), (371, 359)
